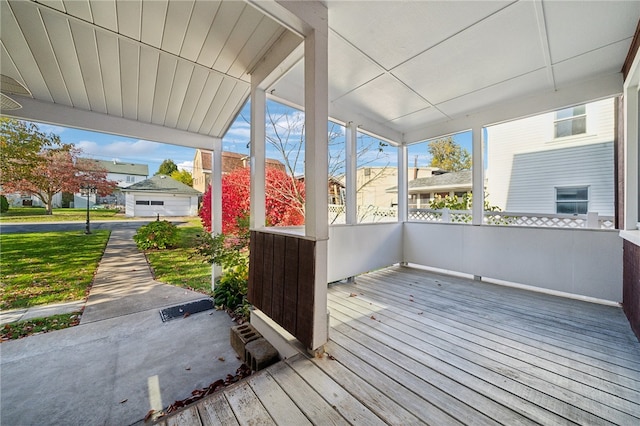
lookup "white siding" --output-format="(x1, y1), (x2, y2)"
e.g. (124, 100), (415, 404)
(485, 98), (615, 215)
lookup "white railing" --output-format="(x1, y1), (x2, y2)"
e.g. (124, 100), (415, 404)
(328, 204), (397, 224)
(408, 208), (614, 229)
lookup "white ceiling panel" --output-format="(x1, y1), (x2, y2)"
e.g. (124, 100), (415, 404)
(161, 0), (193, 55)
(89, 0), (117, 33)
(151, 54), (177, 125)
(164, 61), (194, 128)
(63, 0), (92, 22)
(187, 72), (224, 133)
(210, 83), (249, 136)
(436, 68), (550, 120)
(95, 32), (122, 116)
(10, 1), (70, 104)
(116, 0), (141, 40)
(70, 20), (106, 113)
(0, 3), (52, 102)
(328, 0), (513, 70)
(200, 77), (236, 134)
(197, 0), (245, 69)
(41, 8), (91, 110)
(176, 66), (210, 130)
(212, 5), (263, 75)
(553, 40), (633, 88)
(140, 0), (167, 48)
(543, 0), (639, 64)
(137, 46), (160, 123)
(392, 1), (545, 106)
(387, 107), (449, 133)
(117, 38), (139, 119)
(328, 31), (384, 100)
(227, 16), (284, 79)
(334, 73), (430, 123)
(179, 0), (221, 62)
(38, 0), (64, 13)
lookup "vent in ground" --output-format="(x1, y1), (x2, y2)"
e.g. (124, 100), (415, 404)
(159, 299), (214, 322)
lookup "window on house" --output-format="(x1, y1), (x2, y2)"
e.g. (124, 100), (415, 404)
(556, 187), (588, 214)
(150, 201), (164, 206)
(126, 176), (135, 183)
(554, 105), (586, 138)
(136, 200), (150, 205)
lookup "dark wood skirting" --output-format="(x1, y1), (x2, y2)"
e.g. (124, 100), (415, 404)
(623, 239), (640, 341)
(248, 230), (315, 349)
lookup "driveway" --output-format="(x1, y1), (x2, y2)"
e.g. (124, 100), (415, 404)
(0, 227), (240, 426)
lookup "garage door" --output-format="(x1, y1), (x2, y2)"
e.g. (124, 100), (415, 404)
(134, 198), (191, 217)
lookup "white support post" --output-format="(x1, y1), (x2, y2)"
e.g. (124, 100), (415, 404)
(624, 85), (639, 230)
(250, 84), (267, 230)
(442, 208), (451, 223)
(211, 139), (223, 284)
(398, 144), (408, 223)
(345, 121), (357, 225)
(586, 212), (599, 229)
(472, 126), (484, 225)
(303, 25), (329, 352)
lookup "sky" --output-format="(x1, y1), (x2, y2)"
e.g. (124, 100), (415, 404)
(26, 99), (475, 177)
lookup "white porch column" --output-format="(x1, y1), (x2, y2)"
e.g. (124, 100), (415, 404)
(624, 84), (639, 230)
(250, 84), (266, 230)
(303, 23), (329, 351)
(211, 139), (223, 283)
(345, 121), (358, 225)
(398, 144), (408, 223)
(472, 126), (484, 225)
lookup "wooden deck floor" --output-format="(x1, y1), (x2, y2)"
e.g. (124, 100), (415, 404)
(158, 266), (640, 425)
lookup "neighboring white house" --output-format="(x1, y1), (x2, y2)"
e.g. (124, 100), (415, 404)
(485, 97), (615, 216)
(121, 175), (201, 217)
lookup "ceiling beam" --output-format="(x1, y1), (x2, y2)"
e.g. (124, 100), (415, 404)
(6, 95), (219, 149)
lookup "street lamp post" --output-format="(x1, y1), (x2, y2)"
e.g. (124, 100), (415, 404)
(80, 184), (97, 234)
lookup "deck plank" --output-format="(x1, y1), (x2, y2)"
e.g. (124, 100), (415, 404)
(267, 358), (349, 425)
(198, 393), (239, 426)
(247, 370), (312, 425)
(224, 381), (275, 425)
(285, 355), (387, 426)
(165, 406), (201, 426)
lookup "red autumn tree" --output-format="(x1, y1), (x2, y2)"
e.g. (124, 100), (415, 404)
(2, 145), (117, 215)
(199, 166), (305, 234)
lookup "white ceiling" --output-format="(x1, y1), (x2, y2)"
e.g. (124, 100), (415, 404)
(1, 0), (638, 147)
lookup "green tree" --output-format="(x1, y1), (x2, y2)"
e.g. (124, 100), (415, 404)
(171, 169), (193, 187)
(155, 159), (178, 176)
(0, 118), (56, 186)
(428, 137), (471, 172)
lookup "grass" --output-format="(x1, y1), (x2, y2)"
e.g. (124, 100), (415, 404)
(0, 207), (126, 222)
(1, 312), (82, 341)
(145, 222), (214, 297)
(0, 230), (111, 310)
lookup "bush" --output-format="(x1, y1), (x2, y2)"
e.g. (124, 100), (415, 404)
(195, 232), (250, 320)
(0, 195), (9, 213)
(133, 220), (179, 250)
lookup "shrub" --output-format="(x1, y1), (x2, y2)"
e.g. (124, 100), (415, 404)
(0, 195), (9, 213)
(133, 220), (179, 250)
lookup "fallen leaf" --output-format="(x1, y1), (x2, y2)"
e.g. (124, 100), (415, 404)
(185, 367), (191, 371)
(327, 354), (337, 361)
(183, 312), (191, 318)
(120, 399), (128, 404)
(218, 357), (225, 362)
(349, 293), (357, 297)
(418, 312), (424, 315)
(370, 315), (376, 320)
(144, 409), (155, 422)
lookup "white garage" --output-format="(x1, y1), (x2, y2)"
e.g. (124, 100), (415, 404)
(122, 175), (201, 218)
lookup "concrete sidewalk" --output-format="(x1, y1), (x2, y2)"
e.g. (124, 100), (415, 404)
(1, 228), (240, 426)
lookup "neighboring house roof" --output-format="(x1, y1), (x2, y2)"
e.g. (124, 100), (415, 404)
(90, 159), (149, 176)
(387, 170), (472, 193)
(122, 175), (201, 195)
(194, 149), (285, 174)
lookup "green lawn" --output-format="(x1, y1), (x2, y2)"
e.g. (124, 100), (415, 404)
(0, 207), (126, 222)
(0, 230), (111, 309)
(145, 223), (214, 296)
